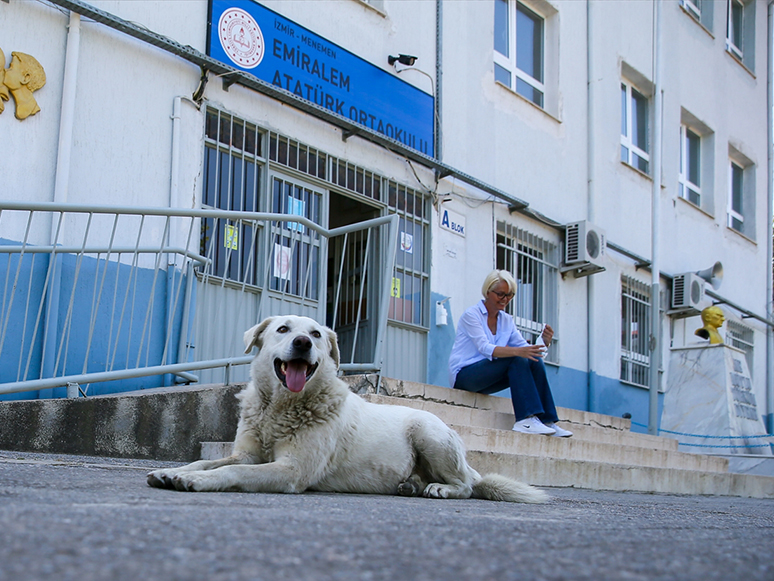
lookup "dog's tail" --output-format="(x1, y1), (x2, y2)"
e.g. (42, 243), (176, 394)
(472, 473), (549, 503)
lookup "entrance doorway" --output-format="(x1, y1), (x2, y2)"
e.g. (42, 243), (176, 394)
(327, 192), (381, 366)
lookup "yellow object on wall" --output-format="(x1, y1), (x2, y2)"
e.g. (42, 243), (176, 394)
(695, 306), (725, 345)
(0, 48), (46, 120)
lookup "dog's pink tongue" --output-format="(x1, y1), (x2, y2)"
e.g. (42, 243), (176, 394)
(285, 361), (308, 392)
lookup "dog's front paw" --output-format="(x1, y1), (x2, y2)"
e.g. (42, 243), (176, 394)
(423, 483), (450, 499)
(147, 469), (179, 489)
(171, 471), (218, 492)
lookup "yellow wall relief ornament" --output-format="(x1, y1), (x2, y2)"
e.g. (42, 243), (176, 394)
(695, 305), (725, 345)
(0, 48), (46, 120)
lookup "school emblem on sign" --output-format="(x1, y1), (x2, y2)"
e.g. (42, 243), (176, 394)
(218, 8), (265, 69)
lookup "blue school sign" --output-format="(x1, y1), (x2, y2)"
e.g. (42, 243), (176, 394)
(207, 0), (434, 156)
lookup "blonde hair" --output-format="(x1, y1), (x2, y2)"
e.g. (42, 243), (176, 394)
(481, 269), (517, 298)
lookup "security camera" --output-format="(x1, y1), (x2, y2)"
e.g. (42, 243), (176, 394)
(388, 54), (417, 67)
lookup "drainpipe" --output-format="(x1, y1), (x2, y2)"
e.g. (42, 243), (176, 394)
(586, 0), (597, 412)
(163, 97), (182, 386)
(41, 10), (80, 397)
(435, 0), (443, 161)
(170, 97), (183, 216)
(167, 96), (201, 385)
(647, 0), (664, 435)
(53, 11), (79, 206)
(767, 1), (774, 434)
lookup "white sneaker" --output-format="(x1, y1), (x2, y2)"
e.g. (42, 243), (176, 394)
(512, 416), (556, 435)
(545, 422), (573, 438)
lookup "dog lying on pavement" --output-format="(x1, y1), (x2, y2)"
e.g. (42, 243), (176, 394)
(147, 315), (548, 503)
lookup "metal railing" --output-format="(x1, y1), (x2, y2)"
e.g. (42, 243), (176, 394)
(0, 201), (398, 397)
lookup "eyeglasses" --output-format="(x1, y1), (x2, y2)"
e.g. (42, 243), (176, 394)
(489, 290), (514, 300)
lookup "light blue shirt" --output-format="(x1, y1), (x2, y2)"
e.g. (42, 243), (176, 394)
(448, 300), (528, 387)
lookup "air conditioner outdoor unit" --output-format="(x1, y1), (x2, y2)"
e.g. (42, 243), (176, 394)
(562, 221), (606, 277)
(671, 272), (705, 311)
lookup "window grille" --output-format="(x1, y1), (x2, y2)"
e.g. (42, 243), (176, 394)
(726, 319), (754, 378)
(268, 134), (327, 181)
(202, 108), (264, 285)
(496, 222), (558, 362)
(387, 181), (429, 327)
(621, 276), (651, 387)
(329, 158), (382, 201)
(269, 176), (323, 300)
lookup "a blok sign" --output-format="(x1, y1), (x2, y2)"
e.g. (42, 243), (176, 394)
(208, 0), (434, 155)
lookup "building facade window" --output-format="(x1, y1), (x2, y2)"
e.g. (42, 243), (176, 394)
(680, 0), (714, 31)
(726, 319), (754, 378)
(679, 125), (701, 206)
(727, 0), (744, 59)
(496, 222), (559, 363)
(201, 108), (264, 285)
(728, 160), (745, 232)
(726, 0), (756, 70)
(494, 0), (545, 108)
(388, 181), (429, 327)
(621, 276), (650, 388)
(682, 0), (702, 20)
(621, 81), (650, 173)
(726, 145), (755, 239)
(269, 176), (323, 300)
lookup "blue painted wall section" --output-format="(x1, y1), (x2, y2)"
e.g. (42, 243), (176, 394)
(0, 242), (191, 400)
(427, 292), (456, 387)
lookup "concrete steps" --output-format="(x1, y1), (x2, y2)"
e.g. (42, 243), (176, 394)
(199, 375), (774, 497)
(361, 393), (677, 452)
(337, 376), (772, 498)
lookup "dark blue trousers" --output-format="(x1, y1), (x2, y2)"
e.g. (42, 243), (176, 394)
(454, 356), (559, 423)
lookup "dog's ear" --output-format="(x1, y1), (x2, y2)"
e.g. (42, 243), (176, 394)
(326, 327), (340, 369)
(243, 317), (274, 354)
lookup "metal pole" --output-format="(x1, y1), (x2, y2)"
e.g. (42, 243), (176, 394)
(648, 0), (664, 435)
(435, 0), (443, 161)
(766, 0), (774, 435)
(586, 0), (597, 412)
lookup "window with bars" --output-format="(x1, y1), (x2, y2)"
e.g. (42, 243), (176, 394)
(268, 134), (327, 181)
(330, 159), (381, 201)
(388, 182), (429, 327)
(269, 176), (323, 300)
(496, 222), (558, 362)
(726, 319), (754, 378)
(201, 108), (264, 285)
(621, 276), (651, 387)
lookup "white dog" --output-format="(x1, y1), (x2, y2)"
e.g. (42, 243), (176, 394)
(147, 315), (547, 503)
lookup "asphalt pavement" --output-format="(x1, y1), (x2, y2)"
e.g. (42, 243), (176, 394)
(0, 449), (772, 581)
